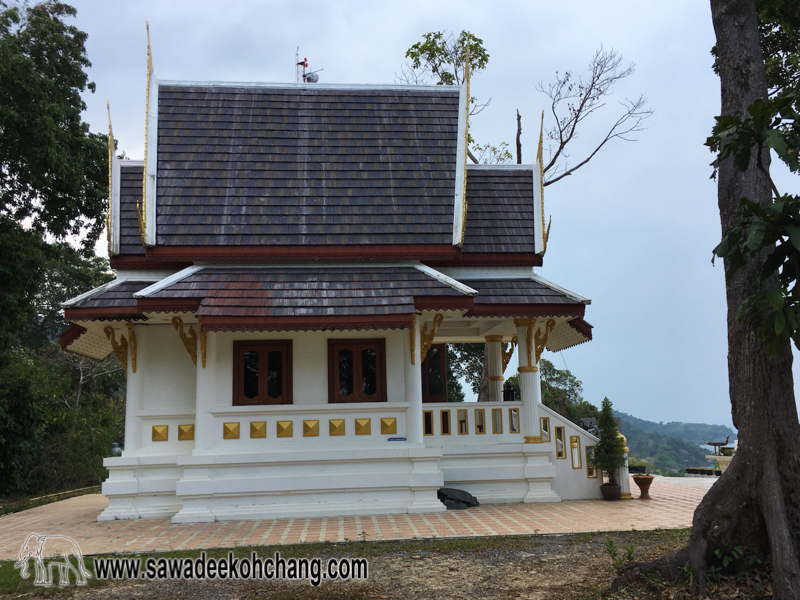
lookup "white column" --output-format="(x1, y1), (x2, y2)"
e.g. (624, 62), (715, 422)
(405, 319), (424, 444)
(617, 434), (632, 499)
(485, 335), (504, 402)
(123, 323), (144, 455)
(193, 330), (216, 454)
(515, 318), (542, 442)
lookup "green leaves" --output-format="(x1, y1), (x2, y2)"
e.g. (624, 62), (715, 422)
(404, 30), (489, 86)
(0, 2), (108, 246)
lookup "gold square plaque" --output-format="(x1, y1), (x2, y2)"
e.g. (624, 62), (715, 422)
(152, 425), (168, 442)
(380, 417), (397, 435)
(178, 424), (194, 441)
(303, 420), (319, 437)
(223, 422), (240, 440)
(277, 420), (293, 438)
(355, 418), (371, 436)
(250, 421), (266, 439)
(329, 419), (345, 436)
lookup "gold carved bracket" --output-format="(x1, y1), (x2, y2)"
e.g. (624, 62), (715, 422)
(410, 314), (417, 365)
(501, 336), (518, 372)
(104, 326), (128, 374)
(172, 317), (197, 366)
(126, 321), (137, 373)
(420, 313), (444, 363)
(534, 319), (556, 364)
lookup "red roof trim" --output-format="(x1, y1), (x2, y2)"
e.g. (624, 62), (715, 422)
(145, 244), (462, 262)
(64, 307), (142, 321)
(59, 324), (87, 350)
(109, 255), (192, 270)
(466, 304), (585, 318)
(137, 298), (202, 312)
(568, 318), (593, 341)
(413, 296), (473, 311)
(200, 314), (412, 332)
(424, 252), (543, 268)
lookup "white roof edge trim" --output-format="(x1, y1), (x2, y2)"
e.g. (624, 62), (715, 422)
(414, 265), (478, 297)
(159, 80), (460, 93)
(62, 278), (128, 308)
(452, 82), (468, 246)
(109, 151), (121, 256)
(121, 160), (144, 167)
(133, 265), (205, 298)
(530, 273), (591, 305)
(144, 77), (158, 247)
(467, 164), (536, 170)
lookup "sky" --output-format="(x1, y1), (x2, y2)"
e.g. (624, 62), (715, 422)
(64, 0), (799, 429)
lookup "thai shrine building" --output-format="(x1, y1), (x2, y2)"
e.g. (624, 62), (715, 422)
(60, 59), (610, 522)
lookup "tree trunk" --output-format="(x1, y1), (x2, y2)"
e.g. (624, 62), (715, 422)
(625, 2), (800, 597)
(476, 345), (490, 402)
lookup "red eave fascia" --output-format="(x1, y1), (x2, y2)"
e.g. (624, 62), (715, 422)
(466, 304), (585, 318)
(144, 244), (462, 262)
(424, 252), (543, 268)
(413, 296), (474, 311)
(199, 314), (413, 331)
(136, 298), (202, 313)
(59, 324), (87, 350)
(109, 255), (192, 270)
(568, 317), (593, 340)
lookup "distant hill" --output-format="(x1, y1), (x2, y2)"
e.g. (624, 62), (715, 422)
(621, 420), (710, 469)
(615, 411), (736, 446)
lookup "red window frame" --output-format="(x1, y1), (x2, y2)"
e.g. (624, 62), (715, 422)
(327, 339), (387, 403)
(233, 340), (293, 406)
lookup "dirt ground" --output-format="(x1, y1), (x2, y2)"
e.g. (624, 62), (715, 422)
(1, 529), (710, 600)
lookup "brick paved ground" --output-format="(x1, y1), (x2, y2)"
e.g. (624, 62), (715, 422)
(0, 477), (709, 560)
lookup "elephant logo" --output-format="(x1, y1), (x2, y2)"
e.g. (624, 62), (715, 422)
(14, 533), (92, 586)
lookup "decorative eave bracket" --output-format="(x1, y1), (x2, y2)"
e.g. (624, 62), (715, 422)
(172, 317), (198, 367)
(420, 313), (444, 363)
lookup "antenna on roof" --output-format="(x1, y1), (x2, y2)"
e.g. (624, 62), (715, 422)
(295, 47), (323, 83)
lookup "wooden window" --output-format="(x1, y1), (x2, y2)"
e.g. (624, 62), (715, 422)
(328, 339), (387, 403)
(233, 340), (292, 405)
(421, 343), (448, 403)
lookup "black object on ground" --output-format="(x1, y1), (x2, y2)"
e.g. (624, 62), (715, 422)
(438, 487), (480, 510)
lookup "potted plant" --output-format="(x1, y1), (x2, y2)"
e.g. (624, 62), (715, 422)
(632, 470), (655, 500)
(592, 397), (627, 500)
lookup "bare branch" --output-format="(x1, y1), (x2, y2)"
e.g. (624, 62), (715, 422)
(536, 47), (654, 185)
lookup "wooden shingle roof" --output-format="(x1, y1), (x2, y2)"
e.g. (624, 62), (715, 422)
(155, 85), (460, 247)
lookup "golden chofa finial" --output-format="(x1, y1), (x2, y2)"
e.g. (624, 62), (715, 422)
(139, 21), (154, 247)
(106, 100), (114, 254)
(537, 110), (550, 254)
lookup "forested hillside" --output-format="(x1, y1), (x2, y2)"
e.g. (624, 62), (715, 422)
(615, 411), (736, 445)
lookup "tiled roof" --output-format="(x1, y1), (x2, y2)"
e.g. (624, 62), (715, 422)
(468, 278), (584, 306)
(119, 165), (145, 255)
(149, 267), (467, 317)
(462, 169), (535, 254)
(69, 281), (153, 309)
(155, 86), (460, 247)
